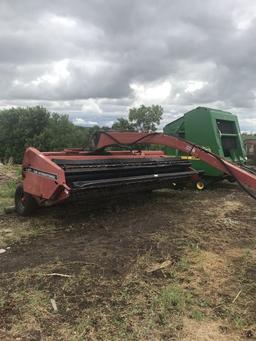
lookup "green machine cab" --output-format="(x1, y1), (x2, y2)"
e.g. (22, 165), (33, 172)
(163, 107), (246, 189)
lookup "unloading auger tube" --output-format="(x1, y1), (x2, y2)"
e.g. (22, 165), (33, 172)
(94, 131), (256, 200)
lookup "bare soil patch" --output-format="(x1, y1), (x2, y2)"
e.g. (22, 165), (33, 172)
(0, 177), (255, 340)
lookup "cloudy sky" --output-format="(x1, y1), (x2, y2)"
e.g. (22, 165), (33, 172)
(1, 0), (256, 131)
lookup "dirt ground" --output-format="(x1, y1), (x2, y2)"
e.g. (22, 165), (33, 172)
(0, 166), (255, 340)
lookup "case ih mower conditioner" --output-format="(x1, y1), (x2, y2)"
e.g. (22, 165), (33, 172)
(15, 131), (256, 216)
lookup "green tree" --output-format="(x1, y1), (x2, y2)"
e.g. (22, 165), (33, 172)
(112, 117), (135, 131)
(0, 106), (50, 163)
(29, 113), (90, 151)
(128, 105), (163, 132)
(112, 105), (163, 133)
(0, 106), (91, 163)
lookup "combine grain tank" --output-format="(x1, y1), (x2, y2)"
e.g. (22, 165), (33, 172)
(163, 107), (246, 189)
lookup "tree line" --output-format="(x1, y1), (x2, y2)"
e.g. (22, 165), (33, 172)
(0, 105), (163, 163)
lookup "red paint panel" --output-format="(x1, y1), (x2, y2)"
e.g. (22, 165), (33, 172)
(22, 147), (69, 200)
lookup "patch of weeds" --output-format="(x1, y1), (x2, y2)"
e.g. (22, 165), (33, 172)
(217, 297), (253, 331)
(74, 308), (132, 341)
(140, 284), (194, 337)
(0, 216), (56, 247)
(152, 284), (193, 315)
(233, 316), (246, 329)
(2, 287), (52, 333)
(233, 249), (254, 284)
(241, 249), (253, 262)
(0, 179), (16, 198)
(190, 310), (205, 321)
(0, 268), (77, 339)
(15, 167), (22, 177)
(197, 297), (212, 308)
(111, 315), (132, 339)
(73, 317), (91, 340)
(166, 268), (177, 280)
(71, 283), (187, 340)
(176, 256), (190, 272)
(1, 227), (31, 247)
(0, 179), (17, 213)
(184, 240), (200, 252)
(0, 288), (6, 308)
(150, 231), (169, 244)
(0, 163), (20, 175)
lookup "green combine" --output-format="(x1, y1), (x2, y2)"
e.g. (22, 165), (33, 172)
(163, 106), (246, 189)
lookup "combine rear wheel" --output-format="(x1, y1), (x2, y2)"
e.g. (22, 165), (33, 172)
(15, 184), (38, 216)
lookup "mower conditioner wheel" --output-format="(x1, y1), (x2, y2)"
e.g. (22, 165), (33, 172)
(15, 184), (38, 216)
(194, 179), (207, 191)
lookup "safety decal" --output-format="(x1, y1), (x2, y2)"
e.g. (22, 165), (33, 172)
(23, 167), (57, 180)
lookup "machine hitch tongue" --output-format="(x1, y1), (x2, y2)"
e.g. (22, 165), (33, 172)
(15, 131), (256, 216)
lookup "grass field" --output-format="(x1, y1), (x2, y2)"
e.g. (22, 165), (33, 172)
(0, 164), (255, 340)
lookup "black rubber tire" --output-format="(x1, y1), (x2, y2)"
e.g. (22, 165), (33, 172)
(15, 184), (38, 216)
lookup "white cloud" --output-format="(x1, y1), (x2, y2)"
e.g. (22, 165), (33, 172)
(12, 59), (70, 89)
(232, 2), (256, 30)
(47, 15), (77, 28)
(73, 118), (98, 126)
(81, 99), (102, 114)
(240, 118), (256, 132)
(185, 81), (208, 93)
(73, 118), (86, 125)
(130, 81), (172, 105)
(32, 59), (70, 86)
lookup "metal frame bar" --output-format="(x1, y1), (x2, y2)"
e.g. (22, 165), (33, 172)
(95, 131), (256, 190)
